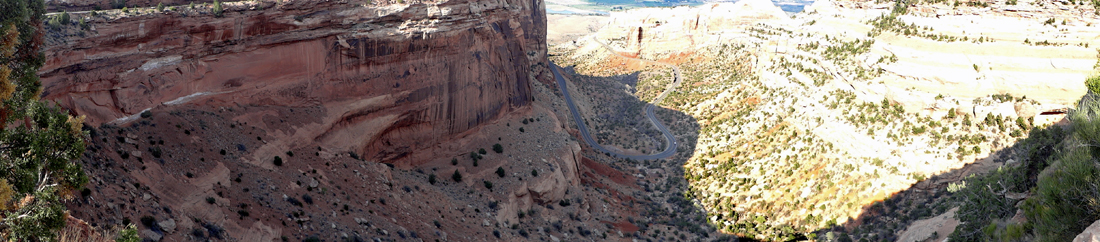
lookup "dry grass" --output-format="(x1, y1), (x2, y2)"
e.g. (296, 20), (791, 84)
(58, 215), (116, 242)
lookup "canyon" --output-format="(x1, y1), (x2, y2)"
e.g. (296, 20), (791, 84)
(46, 0), (718, 240)
(549, 0), (1096, 240)
(35, 0), (1100, 239)
(41, 0), (546, 167)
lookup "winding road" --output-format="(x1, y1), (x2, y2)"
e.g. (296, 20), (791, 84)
(551, 38), (682, 160)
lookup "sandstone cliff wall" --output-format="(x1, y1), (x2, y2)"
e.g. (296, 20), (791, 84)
(40, 0), (548, 164)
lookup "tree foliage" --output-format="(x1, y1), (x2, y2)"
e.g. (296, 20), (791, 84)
(0, 0), (90, 239)
(212, 0), (223, 17)
(1087, 75), (1100, 95)
(1022, 92), (1100, 242)
(951, 77), (1100, 241)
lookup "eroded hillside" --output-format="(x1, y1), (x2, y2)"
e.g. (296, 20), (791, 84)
(40, 0), (546, 167)
(549, 0), (1096, 240)
(42, 0), (735, 240)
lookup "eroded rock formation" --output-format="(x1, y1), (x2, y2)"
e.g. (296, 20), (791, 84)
(40, 0), (548, 165)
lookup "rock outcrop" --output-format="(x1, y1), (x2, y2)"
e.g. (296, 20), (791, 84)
(1076, 220), (1100, 242)
(40, 0), (548, 165)
(595, 0), (791, 59)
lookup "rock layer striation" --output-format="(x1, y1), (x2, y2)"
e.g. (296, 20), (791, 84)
(40, 0), (547, 165)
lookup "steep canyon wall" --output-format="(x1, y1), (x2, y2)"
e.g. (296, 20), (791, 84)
(40, 0), (547, 165)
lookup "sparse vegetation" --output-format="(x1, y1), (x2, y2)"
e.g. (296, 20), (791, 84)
(1086, 75), (1100, 94)
(213, 0), (224, 17)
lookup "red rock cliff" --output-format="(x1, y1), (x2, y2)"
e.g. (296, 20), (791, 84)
(40, 0), (547, 165)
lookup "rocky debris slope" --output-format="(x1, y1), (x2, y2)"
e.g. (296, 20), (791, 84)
(68, 102), (594, 241)
(41, 0), (547, 166)
(64, 61), (718, 241)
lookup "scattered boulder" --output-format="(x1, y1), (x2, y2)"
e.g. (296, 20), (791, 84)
(158, 219), (176, 234)
(142, 229), (163, 241)
(1015, 102), (1038, 119)
(1074, 220), (1100, 242)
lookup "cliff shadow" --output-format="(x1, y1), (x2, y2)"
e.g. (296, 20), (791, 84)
(825, 114), (1071, 242)
(548, 64), (732, 241)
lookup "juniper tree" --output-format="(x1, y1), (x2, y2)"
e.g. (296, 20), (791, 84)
(0, 0), (98, 239)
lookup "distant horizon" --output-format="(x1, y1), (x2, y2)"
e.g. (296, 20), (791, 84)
(547, 0), (814, 15)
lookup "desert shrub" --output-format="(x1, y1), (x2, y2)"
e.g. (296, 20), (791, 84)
(140, 216), (156, 228)
(483, 181), (493, 189)
(428, 174), (437, 185)
(1022, 95), (1100, 241)
(496, 167), (505, 178)
(950, 125), (1065, 241)
(452, 170), (462, 182)
(301, 194), (313, 205)
(47, 17), (60, 29)
(478, 148), (487, 155)
(559, 199), (571, 207)
(951, 81), (1100, 241)
(1016, 117), (1030, 130)
(213, 0), (223, 17)
(273, 156), (282, 166)
(150, 147), (162, 158)
(493, 143), (503, 153)
(116, 224), (139, 242)
(1086, 75), (1100, 94)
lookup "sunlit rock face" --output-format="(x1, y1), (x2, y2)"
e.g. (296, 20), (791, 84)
(40, 0), (548, 165)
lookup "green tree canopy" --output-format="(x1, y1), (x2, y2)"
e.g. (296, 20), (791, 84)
(0, 0), (91, 239)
